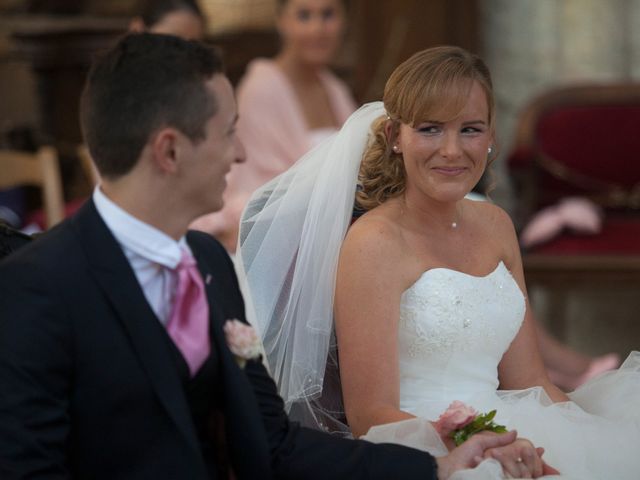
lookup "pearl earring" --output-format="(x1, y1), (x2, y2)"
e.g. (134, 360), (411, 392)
(487, 146), (493, 155)
(392, 145), (400, 153)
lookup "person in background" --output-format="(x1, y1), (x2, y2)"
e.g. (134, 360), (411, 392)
(82, 0), (207, 191)
(536, 321), (620, 391)
(191, 0), (356, 252)
(129, 0), (206, 41)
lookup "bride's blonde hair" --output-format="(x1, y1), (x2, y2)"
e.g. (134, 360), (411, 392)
(356, 46), (496, 211)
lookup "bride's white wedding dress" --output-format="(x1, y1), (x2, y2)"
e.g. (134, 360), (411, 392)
(236, 102), (640, 479)
(362, 261), (640, 479)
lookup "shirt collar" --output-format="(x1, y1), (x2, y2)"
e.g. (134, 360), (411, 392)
(93, 186), (189, 269)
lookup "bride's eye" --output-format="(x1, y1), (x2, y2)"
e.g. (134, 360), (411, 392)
(417, 125), (442, 135)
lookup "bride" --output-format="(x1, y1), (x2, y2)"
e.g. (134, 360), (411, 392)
(236, 46), (640, 479)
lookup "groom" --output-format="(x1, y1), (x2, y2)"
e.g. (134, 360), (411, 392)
(0, 33), (536, 480)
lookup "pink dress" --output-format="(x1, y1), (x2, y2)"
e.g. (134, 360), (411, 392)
(190, 59), (357, 251)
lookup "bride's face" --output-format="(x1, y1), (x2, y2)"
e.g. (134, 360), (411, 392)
(396, 81), (492, 204)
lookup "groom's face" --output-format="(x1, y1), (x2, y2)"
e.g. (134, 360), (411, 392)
(179, 74), (246, 216)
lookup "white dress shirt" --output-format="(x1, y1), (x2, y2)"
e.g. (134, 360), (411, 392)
(93, 187), (191, 325)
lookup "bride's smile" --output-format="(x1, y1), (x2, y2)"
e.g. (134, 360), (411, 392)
(396, 81), (492, 204)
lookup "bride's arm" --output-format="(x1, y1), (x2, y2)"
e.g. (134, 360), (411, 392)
(495, 207), (569, 402)
(334, 216), (416, 438)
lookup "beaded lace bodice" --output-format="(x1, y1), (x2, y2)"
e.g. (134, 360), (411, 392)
(397, 261), (526, 415)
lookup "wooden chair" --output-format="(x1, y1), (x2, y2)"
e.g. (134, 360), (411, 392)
(507, 83), (640, 337)
(0, 146), (64, 229)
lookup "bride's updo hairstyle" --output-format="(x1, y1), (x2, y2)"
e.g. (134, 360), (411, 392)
(356, 46), (495, 210)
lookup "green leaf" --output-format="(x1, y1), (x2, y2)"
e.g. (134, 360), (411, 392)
(470, 416), (486, 429)
(452, 430), (467, 446)
(449, 410), (508, 446)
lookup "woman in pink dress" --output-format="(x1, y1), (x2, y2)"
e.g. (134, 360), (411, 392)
(191, 0), (356, 252)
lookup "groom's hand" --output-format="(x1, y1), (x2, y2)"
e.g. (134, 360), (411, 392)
(435, 430), (517, 479)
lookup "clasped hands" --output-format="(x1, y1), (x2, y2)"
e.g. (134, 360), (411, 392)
(437, 430), (560, 479)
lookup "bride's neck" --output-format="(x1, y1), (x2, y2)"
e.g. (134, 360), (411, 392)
(398, 193), (463, 233)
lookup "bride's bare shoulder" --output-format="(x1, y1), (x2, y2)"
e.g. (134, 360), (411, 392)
(466, 199), (516, 235)
(337, 203), (408, 294)
(340, 203), (406, 268)
(465, 199), (521, 264)
(345, 204), (403, 247)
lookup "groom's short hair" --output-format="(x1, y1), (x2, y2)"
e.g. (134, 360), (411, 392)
(80, 33), (223, 179)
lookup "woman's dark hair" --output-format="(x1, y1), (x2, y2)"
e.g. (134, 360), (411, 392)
(80, 33), (223, 178)
(276, 0), (347, 12)
(139, 0), (203, 27)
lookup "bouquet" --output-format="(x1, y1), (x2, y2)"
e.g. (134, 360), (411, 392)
(434, 401), (507, 446)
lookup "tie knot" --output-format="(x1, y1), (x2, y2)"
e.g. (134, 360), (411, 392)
(176, 249), (197, 270)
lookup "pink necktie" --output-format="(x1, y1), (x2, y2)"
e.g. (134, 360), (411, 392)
(167, 249), (211, 376)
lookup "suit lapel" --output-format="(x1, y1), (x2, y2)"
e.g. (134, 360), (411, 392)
(71, 202), (202, 461)
(189, 238), (272, 480)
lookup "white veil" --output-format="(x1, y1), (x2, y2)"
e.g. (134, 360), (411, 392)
(235, 102), (386, 434)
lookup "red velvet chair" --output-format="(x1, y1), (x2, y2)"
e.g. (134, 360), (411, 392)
(507, 83), (640, 336)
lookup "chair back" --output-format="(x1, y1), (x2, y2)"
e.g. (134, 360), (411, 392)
(0, 146), (64, 228)
(508, 83), (640, 221)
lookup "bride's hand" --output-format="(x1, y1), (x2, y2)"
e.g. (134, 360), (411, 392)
(536, 447), (561, 476)
(484, 438), (560, 478)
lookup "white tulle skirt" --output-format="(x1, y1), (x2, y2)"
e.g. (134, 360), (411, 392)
(362, 352), (640, 479)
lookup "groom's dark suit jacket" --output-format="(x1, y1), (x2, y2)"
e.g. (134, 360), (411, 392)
(0, 201), (437, 479)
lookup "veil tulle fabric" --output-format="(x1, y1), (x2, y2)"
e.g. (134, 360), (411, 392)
(235, 102), (386, 434)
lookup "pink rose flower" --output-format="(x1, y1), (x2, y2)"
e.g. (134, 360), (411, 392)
(434, 401), (478, 437)
(223, 319), (261, 367)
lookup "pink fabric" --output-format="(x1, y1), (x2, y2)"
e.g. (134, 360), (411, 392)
(520, 197), (603, 248)
(167, 249), (210, 376)
(548, 353), (621, 391)
(529, 216), (640, 254)
(190, 59), (357, 250)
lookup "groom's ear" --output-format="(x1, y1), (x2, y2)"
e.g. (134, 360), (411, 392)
(150, 127), (181, 175)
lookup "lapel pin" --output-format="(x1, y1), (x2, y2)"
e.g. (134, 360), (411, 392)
(205, 274), (212, 285)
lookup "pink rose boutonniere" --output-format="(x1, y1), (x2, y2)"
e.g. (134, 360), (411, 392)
(223, 319), (262, 368)
(434, 401), (507, 446)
